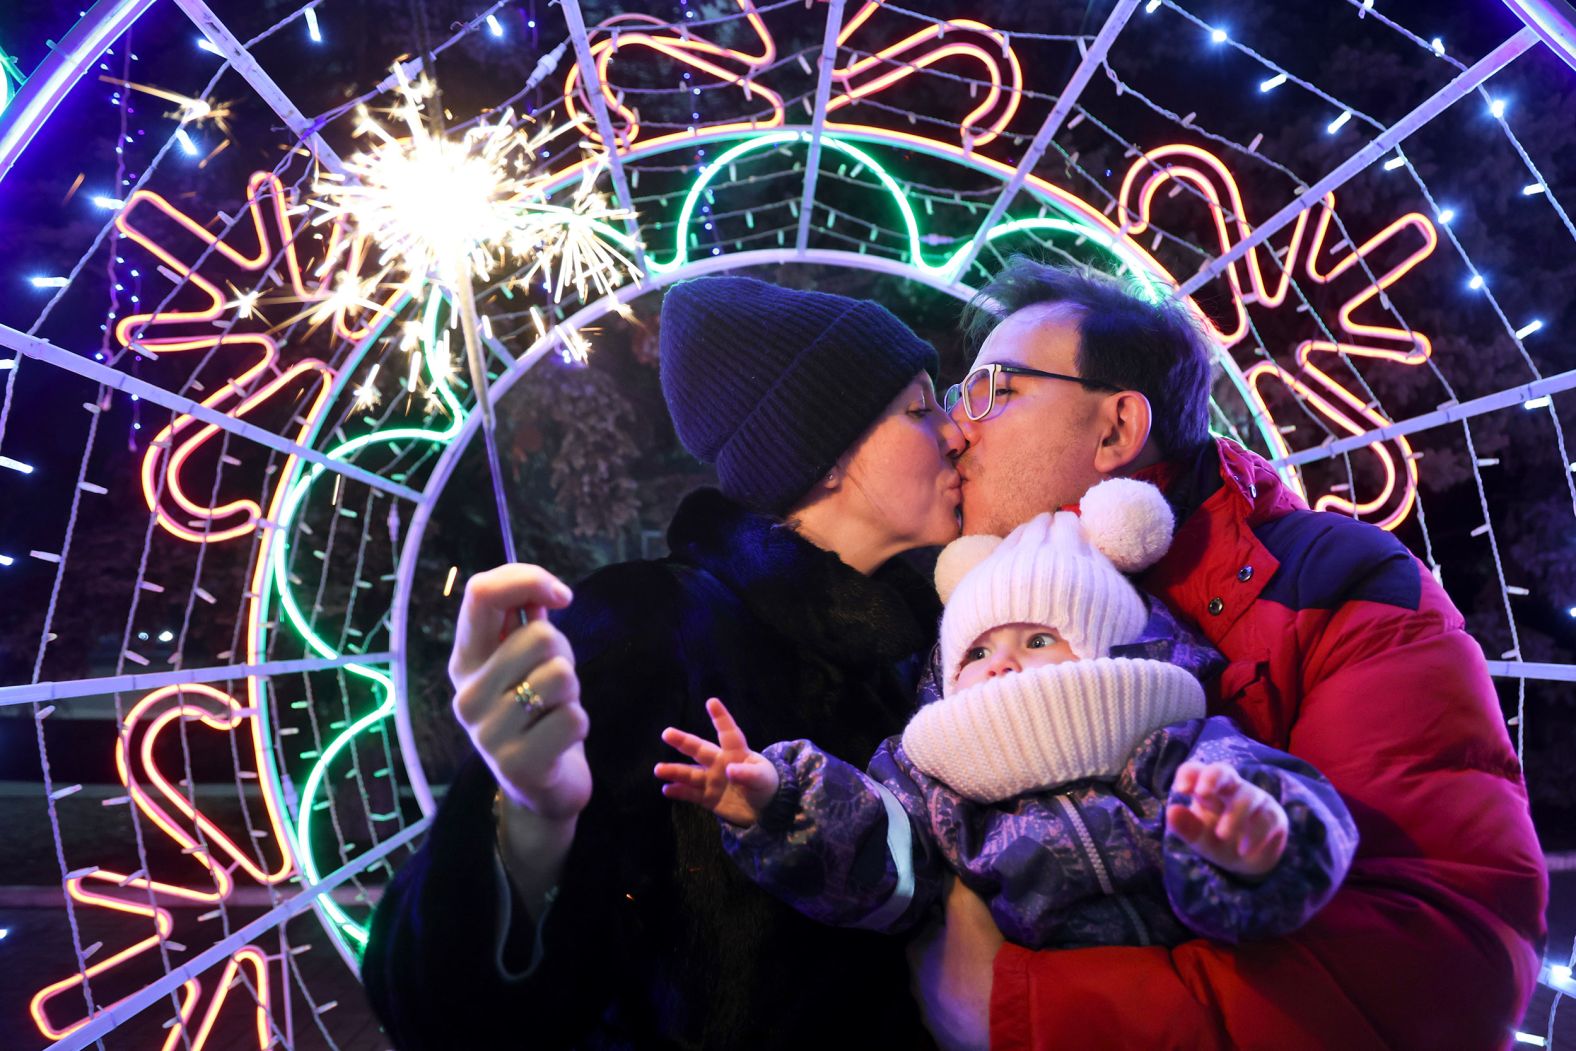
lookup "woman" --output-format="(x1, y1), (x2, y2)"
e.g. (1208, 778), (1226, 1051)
(363, 276), (965, 1049)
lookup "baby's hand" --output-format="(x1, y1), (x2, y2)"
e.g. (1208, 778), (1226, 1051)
(1165, 761), (1288, 880)
(656, 697), (779, 827)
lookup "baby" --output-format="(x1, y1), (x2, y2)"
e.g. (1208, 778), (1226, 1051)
(657, 479), (1356, 949)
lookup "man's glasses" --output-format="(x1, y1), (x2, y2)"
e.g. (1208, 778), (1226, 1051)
(942, 363), (1122, 422)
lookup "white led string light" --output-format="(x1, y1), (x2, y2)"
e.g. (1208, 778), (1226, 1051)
(0, 0), (1571, 1044)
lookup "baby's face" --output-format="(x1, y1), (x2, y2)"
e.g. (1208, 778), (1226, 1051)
(954, 621), (1078, 691)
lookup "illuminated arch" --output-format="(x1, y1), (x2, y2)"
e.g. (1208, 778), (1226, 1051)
(2, 0), (1572, 1045)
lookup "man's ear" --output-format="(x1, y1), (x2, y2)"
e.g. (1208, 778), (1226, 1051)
(1093, 390), (1154, 474)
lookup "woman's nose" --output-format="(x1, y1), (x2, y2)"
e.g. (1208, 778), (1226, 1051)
(937, 410), (967, 457)
(948, 401), (979, 447)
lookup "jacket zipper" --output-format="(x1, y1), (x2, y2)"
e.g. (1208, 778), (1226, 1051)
(1055, 794), (1152, 946)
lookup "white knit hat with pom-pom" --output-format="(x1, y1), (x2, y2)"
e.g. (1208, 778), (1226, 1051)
(910, 478), (1195, 800)
(934, 478), (1174, 690)
(1078, 477), (1175, 573)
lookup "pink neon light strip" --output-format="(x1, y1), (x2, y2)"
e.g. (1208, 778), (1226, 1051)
(563, 0), (1024, 151)
(1119, 143), (1437, 530)
(30, 684), (291, 1047)
(112, 172), (394, 542)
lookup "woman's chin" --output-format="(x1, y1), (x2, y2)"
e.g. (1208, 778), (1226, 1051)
(924, 510), (963, 547)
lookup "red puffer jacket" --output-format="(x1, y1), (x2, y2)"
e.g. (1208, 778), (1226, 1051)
(991, 439), (1547, 1051)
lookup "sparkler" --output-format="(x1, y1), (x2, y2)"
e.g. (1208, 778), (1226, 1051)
(309, 64), (640, 571)
(227, 284), (263, 321)
(314, 69), (639, 307)
(97, 76), (234, 135)
(352, 363), (382, 411)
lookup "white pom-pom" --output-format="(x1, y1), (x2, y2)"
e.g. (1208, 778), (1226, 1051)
(1079, 478), (1174, 572)
(934, 534), (1003, 603)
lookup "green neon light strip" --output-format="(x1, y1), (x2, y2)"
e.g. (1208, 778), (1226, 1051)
(0, 48), (23, 112)
(269, 221), (625, 959)
(640, 130), (1164, 296)
(267, 289), (465, 950)
(263, 128), (1252, 957)
(537, 124), (1264, 447)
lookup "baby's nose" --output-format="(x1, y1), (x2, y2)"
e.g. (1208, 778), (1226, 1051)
(986, 655), (1021, 678)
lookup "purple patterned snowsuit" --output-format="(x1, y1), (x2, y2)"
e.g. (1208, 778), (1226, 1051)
(721, 603), (1358, 949)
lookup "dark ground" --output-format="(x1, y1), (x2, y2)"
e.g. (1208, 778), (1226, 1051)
(0, 782), (392, 1050)
(0, 781), (1570, 1050)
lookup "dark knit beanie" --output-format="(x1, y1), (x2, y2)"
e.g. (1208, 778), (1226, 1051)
(659, 276), (939, 516)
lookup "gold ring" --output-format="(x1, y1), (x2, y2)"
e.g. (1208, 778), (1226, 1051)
(513, 678), (543, 716)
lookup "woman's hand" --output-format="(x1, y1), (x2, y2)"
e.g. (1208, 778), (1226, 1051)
(655, 698), (779, 827)
(1166, 761), (1289, 879)
(450, 564), (587, 822)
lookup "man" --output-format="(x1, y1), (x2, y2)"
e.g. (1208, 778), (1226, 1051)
(912, 257), (1547, 1050)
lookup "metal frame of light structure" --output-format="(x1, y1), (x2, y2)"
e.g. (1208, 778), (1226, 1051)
(1174, 27), (1540, 301)
(1502, 0), (1576, 71)
(2, 0), (1560, 189)
(258, 292), (467, 953)
(7, 157), (610, 980)
(8, 125), (1449, 983)
(6, 152), (447, 1022)
(519, 123), (1269, 440)
(0, 0), (160, 185)
(5, 0), (1574, 1040)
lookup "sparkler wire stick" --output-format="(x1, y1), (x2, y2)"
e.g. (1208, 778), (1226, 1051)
(453, 264), (523, 571)
(312, 50), (638, 602)
(395, 5), (527, 580)
(416, 76), (525, 591)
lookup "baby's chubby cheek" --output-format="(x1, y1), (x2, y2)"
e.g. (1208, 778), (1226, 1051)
(953, 668), (977, 692)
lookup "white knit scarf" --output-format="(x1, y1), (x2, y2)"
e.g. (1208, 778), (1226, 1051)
(901, 658), (1206, 804)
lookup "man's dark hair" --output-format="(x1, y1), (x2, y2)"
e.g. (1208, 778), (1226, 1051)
(961, 256), (1215, 458)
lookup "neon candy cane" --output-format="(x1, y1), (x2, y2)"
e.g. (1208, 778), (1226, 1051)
(1119, 143), (1438, 530)
(828, 1), (1023, 149)
(563, 1), (781, 147)
(112, 173), (404, 542)
(31, 684), (290, 1046)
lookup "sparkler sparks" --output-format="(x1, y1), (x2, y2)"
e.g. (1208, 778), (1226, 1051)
(422, 386), (451, 417)
(98, 76), (235, 135)
(559, 325), (593, 365)
(304, 270), (385, 333)
(526, 304), (597, 365)
(309, 66), (639, 310)
(426, 333), (456, 386)
(307, 65), (638, 576)
(510, 163), (644, 304)
(228, 286), (263, 321)
(352, 363), (382, 410)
